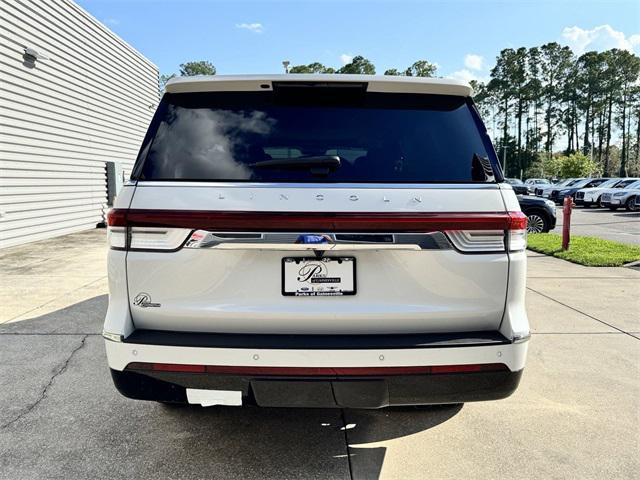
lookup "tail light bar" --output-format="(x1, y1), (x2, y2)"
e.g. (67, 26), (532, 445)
(107, 209), (527, 252)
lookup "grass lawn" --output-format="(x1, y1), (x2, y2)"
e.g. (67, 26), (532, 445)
(527, 233), (640, 267)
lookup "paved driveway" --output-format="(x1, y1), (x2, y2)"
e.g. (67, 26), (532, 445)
(1, 231), (638, 479)
(552, 207), (640, 245)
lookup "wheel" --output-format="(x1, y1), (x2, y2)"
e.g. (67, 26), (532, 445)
(526, 211), (548, 233)
(625, 197), (636, 211)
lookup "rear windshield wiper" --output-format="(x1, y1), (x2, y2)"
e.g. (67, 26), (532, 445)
(249, 155), (341, 176)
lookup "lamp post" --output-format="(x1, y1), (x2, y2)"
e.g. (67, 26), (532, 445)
(502, 144), (507, 176)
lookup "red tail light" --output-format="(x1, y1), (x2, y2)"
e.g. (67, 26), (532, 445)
(106, 209), (527, 252)
(106, 208), (127, 227)
(506, 211), (528, 251)
(507, 211), (528, 230)
(106, 209), (526, 232)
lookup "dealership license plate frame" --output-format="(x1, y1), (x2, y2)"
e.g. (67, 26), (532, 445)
(282, 256), (357, 296)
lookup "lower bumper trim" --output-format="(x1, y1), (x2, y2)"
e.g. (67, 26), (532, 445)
(111, 367), (523, 408)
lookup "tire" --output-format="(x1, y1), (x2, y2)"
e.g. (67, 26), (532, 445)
(526, 211), (549, 233)
(625, 197), (636, 212)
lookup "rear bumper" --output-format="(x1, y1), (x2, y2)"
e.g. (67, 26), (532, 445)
(111, 367), (523, 408)
(105, 330), (528, 408)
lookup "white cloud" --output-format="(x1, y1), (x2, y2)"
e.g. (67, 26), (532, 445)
(447, 69), (485, 84)
(464, 54), (484, 71)
(103, 18), (120, 26)
(236, 23), (264, 34)
(340, 53), (353, 65)
(561, 24), (640, 54)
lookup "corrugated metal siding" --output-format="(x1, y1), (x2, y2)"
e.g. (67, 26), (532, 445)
(0, 0), (158, 248)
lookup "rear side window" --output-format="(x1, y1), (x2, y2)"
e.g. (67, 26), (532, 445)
(616, 179), (639, 188)
(134, 89), (499, 183)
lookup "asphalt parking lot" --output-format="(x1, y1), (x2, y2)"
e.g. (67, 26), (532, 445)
(1, 230), (639, 479)
(551, 206), (640, 245)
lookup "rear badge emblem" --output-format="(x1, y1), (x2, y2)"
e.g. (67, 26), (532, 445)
(133, 293), (161, 308)
(295, 234), (332, 244)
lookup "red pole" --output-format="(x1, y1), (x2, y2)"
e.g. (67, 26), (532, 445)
(562, 196), (574, 250)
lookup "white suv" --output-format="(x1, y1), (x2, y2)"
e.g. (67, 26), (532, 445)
(104, 75), (529, 409)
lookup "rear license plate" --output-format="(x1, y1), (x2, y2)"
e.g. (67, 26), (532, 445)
(282, 257), (356, 296)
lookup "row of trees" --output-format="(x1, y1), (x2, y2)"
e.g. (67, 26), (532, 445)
(473, 44), (640, 178)
(289, 56), (438, 78)
(160, 48), (640, 178)
(159, 60), (216, 91)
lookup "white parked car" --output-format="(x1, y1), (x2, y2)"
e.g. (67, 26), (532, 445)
(597, 178), (640, 209)
(575, 178), (619, 207)
(524, 178), (550, 193)
(104, 75), (529, 409)
(534, 178), (580, 198)
(600, 180), (640, 211)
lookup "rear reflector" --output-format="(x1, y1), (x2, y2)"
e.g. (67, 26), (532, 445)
(107, 209), (528, 233)
(126, 362), (509, 376)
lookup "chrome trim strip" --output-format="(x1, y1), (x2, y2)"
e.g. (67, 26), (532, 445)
(102, 331), (123, 343)
(184, 231), (453, 250)
(136, 181), (501, 190)
(512, 334), (531, 344)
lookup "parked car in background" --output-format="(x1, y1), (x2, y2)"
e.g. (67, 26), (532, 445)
(597, 178), (640, 209)
(553, 178), (609, 204)
(634, 194), (640, 211)
(103, 75), (530, 409)
(575, 178), (619, 207)
(525, 178), (550, 193)
(534, 178), (580, 197)
(517, 195), (556, 233)
(600, 180), (640, 211)
(506, 178), (529, 195)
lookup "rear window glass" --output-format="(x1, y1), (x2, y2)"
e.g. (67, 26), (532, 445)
(135, 89), (499, 183)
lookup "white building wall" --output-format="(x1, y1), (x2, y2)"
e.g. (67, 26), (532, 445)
(0, 0), (158, 248)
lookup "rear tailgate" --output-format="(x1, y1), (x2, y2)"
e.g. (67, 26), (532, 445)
(124, 184), (512, 334)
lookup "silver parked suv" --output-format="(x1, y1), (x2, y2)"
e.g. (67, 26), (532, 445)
(104, 75), (530, 409)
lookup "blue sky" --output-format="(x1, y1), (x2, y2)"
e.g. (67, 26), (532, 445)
(78, 0), (640, 80)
